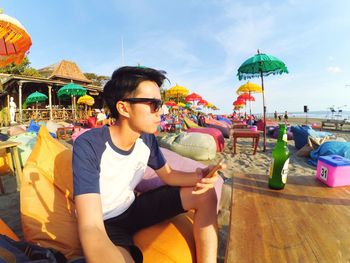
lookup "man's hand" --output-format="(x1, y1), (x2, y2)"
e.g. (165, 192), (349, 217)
(192, 164), (223, 194)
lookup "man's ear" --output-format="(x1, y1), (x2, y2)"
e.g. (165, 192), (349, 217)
(116, 101), (130, 118)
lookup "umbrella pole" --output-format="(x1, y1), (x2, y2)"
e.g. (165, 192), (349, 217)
(249, 91), (252, 121)
(260, 71), (266, 152)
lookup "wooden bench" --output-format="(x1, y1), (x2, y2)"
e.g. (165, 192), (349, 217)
(231, 129), (262, 155)
(321, 119), (347, 130)
(225, 173), (350, 262)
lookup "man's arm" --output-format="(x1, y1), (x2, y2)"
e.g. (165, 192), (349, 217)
(75, 193), (134, 263)
(155, 163), (219, 194)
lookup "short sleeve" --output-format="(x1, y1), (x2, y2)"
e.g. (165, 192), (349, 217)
(141, 133), (166, 170)
(73, 135), (101, 196)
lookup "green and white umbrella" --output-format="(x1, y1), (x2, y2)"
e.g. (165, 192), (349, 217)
(25, 91), (48, 113)
(58, 83), (86, 119)
(25, 91), (48, 104)
(237, 50), (288, 151)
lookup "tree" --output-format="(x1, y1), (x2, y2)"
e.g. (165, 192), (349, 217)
(0, 56), (42, 77)
(84, 72), (109, 86)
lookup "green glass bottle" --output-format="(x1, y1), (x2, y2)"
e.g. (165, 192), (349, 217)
(268, 124), (290, 190)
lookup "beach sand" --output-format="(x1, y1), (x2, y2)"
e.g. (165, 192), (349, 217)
(1, 118), (349, 262)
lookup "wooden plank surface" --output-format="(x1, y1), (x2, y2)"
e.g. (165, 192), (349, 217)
(225, 173), (350, 263)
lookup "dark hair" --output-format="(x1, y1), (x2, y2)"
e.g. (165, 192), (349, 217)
(103, 66), (167, 119)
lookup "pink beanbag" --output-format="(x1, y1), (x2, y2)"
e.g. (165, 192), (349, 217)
(136, 147), (224, 212)
(186, 128), (225, 152)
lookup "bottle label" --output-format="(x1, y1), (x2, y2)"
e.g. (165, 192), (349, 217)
(268, 158), (274, 178)
(282, 134), (288, 142)
(281, 158), (289, 183)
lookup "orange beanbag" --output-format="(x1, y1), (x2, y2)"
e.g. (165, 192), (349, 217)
(21, 126), (196, 262)
(0, 219), (19, 241)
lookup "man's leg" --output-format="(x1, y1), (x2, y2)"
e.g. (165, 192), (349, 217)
(180, 187), (218, 263)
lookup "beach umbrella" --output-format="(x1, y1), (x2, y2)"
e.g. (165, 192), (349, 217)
(197, 99), (208, 106)
(237, 49), (288, 151)
(77, 94), (95, 106)
(58, 82), (86, 119)
(0, 10), (32, 67)
(185, 92), (202, 105)
(177, 102), (186, 108)
(25, 91), (48, 114)
(25, 91), (48, 104)
(236, 81), (262, 95)
(233, 100), (246, 106)
(238, 93), (255, 117)
(165, 100), (177, 107)
(166, 84), (189, 102)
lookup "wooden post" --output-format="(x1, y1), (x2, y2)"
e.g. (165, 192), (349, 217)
(48, 85), (53, 120)
(18, 81), (22, 123)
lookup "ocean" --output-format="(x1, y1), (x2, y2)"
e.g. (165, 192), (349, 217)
(260, 111), (350, 120)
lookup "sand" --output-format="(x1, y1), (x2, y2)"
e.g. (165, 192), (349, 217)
(1, 118), (349, 262)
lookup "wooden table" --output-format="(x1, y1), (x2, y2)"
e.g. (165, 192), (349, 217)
(0, 141), (22, 192)
(232, 123), (248, 129)
(225, 173), (350, 263)
(231, 129), (262, 155)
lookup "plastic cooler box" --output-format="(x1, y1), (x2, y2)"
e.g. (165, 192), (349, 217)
(316, 155), (350, 187)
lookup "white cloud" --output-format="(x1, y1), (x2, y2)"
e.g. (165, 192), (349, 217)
(327, 66), (341, 73)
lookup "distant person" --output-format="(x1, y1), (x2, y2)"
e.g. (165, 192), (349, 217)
(97, 108), (107, 123)
(274, 111), (278, 121)
(284, 111), (289, 122)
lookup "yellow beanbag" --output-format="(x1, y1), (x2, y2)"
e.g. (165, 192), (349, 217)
(21, 126), (196, 262)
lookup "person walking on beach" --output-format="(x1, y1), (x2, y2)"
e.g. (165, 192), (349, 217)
(284, 111), (289, 122)
(73, 66), (220, 263)
(274, 110), (278, 121)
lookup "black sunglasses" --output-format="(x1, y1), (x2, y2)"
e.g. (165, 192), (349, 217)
(121, 98), (163, 112)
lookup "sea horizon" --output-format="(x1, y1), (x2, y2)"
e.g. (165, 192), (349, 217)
(247, 110), (350, 120)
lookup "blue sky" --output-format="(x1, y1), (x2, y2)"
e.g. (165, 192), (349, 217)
(2, 0), (350, 115)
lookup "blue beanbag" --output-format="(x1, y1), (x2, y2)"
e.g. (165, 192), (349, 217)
(26, 120), (56, 138)
(308, 141), (350, 166)
(216, 116), (232, 125)
(291, 125), (333, 149)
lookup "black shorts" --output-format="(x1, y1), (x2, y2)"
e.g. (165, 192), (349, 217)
(104, 185), (186, 263)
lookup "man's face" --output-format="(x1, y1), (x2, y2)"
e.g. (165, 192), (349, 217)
(126, 80), (163, 134)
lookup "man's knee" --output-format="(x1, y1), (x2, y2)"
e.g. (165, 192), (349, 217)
(196, 188), (217, 209)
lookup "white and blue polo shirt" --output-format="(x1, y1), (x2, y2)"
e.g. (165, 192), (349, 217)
(73, 126), (166, 220)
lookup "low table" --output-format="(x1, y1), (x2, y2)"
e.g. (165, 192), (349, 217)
(231, 129), (262, 155)
(232, 123), (248, 129)
(225, 173), (350, 262)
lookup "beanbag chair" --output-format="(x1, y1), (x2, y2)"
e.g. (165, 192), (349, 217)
(159, 132), (217, 160)
(291, 125), (333, 149)
(137, 147), (224, 212)
(45, 120), (64, 134)
(216, 116), (232, 125)
(203, 123), (230, 138)
(186, 128), (224, 152)
(71, 128), (91, 142)
(272, 126), (293, 140)
(21, 126), (197, 262)
(0, 219), (19, 241)
(7, 132), (37, 167)
(183, 117), (200, 129)
(308, 141), (350, 166)
(7, 125), (26, 137)
(256, 119), (278, 131)
(26, 120), (41, 133)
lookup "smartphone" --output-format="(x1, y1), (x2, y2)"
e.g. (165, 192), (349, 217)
(205, 158), (225, 178)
